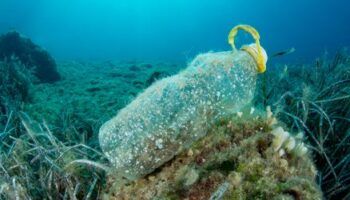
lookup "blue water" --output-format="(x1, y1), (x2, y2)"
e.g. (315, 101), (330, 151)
(1, 0), (349, 63)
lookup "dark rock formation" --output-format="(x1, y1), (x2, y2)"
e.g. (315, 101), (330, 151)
(145, 71), (170, 86)
(0, 31), (61, 83)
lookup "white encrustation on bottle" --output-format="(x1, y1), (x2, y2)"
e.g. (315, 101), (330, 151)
(99, 25), (268, 180)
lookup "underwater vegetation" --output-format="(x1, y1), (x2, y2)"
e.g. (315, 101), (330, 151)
(254, 49), (350, 199)
(0, 113), (106, 199)
(0, 30), (349, 199)
(0, 58), (34, 117)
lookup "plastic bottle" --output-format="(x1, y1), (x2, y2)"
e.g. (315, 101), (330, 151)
(99, 25), (268, 180)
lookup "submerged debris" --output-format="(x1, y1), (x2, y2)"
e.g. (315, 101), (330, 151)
(99, 50), (262, 180)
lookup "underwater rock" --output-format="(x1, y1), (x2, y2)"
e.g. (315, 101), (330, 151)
(141, 63), (153, 69)
(129, 65), (141, 72)
(122, 73), (137, 79)
(0, 31), (60, 83)
(145, 71), (170, 86)
(103, 110), (322, 199)
(86, 87), (102, 93)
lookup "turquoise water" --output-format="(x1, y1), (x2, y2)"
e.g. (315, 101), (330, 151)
(1, 1), (350, 199)
(1, 0), (349, 62)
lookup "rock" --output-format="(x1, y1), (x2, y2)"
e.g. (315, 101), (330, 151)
(0, 31), (61, 83)
(145, 71), (169, 87)
(129, 65), (141, 72)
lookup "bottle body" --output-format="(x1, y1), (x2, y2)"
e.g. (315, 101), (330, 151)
(99, 50), (258, 180)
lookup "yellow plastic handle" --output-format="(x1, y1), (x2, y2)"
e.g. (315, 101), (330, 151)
(228, 25), (266, 73)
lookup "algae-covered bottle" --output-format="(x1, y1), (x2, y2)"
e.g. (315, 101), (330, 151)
(99, 25), (268, 180)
